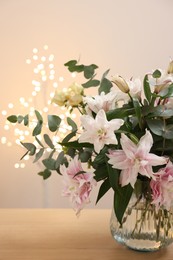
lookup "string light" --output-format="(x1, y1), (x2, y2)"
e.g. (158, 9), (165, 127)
(2, 110), (7, 116)
(1, 45), (78, 171)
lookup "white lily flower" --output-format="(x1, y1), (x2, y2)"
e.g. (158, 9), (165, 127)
(78, 109), (124, 153)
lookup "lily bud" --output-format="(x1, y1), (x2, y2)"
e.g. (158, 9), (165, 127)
(112, 75), (129, 93)
(167, 60), (173, 74)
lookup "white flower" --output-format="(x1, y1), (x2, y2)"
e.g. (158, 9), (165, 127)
(78, 109), (124, 153)
(148, 69), (173, 93)
(127, 78), (142, 99)
(83, 90), (128, 115)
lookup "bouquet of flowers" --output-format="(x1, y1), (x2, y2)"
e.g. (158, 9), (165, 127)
(7, 59), (173, 226)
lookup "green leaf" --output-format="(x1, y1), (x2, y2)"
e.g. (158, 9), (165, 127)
(162, 124), (173, 139)
(99, 78), (112, 94)
(48, 149), (56, 158)
(64, 60), (77, 67)
(143, 74), (152, 103)
(66, 147), (76, 158)
(35, 136), (44, 148)
(38, 169), (52, 180)
(24, 114), (29, 126)
(82, 79), (100, 88)
(94, 164), (108, 181)
(93, 147), (108, 165)
(107, 107), (135, 120)
(106, 161), (133, 224)
(107, 161), (120, 191)
(32, 121), (43, 136)
(21, 142), (36, 156)
(152, 69), (161, 78)
(61, 130), (77, 143)
(67, 117), (77, 131)
(20, 151), (29, 160)
(48, 115), (61, 132)
(132, 98), (142, 129)
(55, 151), (65, 169)
(147, 105), (173, 117)
(96, 178), (111, 204)
(99, 70), (112, 94)
(64, 60), (84, 72)
(114, 184), (133, 225)
(60, 140), (93, 149)
(35, 110), (43, 123)
(147, 119), (164, 136)
(33, 148), (44, 163)
(79, 149), (92, 162)
(42, 158), (56, 170)
(17, 115), (24, 123)
(43, 134), (54, 149)
(7, 115), (18, 123)
(84, 64), (98, 79)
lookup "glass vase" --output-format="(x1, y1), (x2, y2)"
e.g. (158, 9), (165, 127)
(110, 196), (173, 252)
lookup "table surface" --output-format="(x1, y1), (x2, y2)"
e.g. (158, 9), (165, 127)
(0, 209), (173, 260)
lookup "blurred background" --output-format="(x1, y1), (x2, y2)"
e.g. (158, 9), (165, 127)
(0, 0), (173, 209)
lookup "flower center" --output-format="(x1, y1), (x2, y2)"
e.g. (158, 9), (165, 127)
(97, 128), (106, 140)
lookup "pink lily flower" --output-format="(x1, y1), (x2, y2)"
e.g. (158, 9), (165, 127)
(60, 156), (96, 215)
(107, 130), (168, 188)
(150, 161), (173, 210)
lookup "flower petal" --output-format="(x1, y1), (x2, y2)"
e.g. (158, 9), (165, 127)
(137, 130), (153, 157)
(120, 133), (136, 159)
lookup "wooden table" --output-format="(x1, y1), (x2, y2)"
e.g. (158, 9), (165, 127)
(0, 209), (173, 260)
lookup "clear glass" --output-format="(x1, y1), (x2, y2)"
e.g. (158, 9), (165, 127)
(110, 197), (173, 252)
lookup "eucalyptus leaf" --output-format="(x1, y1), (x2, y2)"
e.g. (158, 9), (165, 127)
(162, 124), (173, 139)
(35, 136), (44, 148)
(99, 77), (112, 94)
(32, 121), (43, 136)
(48, 149), (56, 158)
(61, 130), (77, 143)
(33, 148), (44, 163)
(152, 69), (161, 78)
(82, 79), (100, 88)
(43, 134), (54, 149)
(48, 115), (61, 132)
(24, 114), (29, 126)
(99, 69), (112, 94)
(84, 64), (98, 79)
(42, 158), (56, 170)
(35, 110), (43, 123)
(7, 115), (18, 123)
(21, 142), (36, 156)
(55, 151), (66, 169)
(38, 169), (52, 180)
(67, 117), (77, 131)
(64, 60), (84, 72)
(147, 119), (164, 136)
(17, 115), (24, 123)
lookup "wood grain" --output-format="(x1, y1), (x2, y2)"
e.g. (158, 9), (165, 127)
(0, 209), (172, 260)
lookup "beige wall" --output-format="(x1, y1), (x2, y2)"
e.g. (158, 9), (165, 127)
(0, 0), (173, 209)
